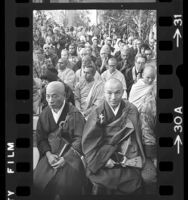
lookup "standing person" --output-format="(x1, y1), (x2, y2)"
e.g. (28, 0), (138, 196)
(82, 78), (146, 195)
(34, 81), (87, 199)
(101, 57), (127, 99)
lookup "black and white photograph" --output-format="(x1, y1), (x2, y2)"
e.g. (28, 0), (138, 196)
(33, 9), (157, 199)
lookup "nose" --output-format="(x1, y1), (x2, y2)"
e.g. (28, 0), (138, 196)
(111, 93), (116, 100)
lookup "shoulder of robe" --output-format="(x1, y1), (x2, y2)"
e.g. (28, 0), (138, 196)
(39, 106), (50, 118)
(123, 99), (139, 115)
(68, 102), (82, 115)
(94, 101), (105, 115)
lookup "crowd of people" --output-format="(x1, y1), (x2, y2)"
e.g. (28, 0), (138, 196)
(33, 22), (157, 199)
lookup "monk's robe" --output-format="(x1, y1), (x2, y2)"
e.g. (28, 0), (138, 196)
(82, 100), (145, 194)
(33, 102), (87, 198)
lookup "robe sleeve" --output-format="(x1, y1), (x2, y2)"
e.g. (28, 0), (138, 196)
(36, 115), (51, 156)
(127, 103), (146, 162)
(82, 109), (117, 173)
(63, 111), (85, 163)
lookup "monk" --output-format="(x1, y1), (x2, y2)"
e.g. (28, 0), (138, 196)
(129, 66), (157, 191)
(82, 78), (146, 195)
(33, 81), (87, 199)
(129, 65), (156, 112)
(74, 60), (104, 120)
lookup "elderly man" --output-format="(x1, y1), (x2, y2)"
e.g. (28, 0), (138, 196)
(101, 57), (127, 99)
(75, 55), (101, 84)
(34, 81), (87, 199)
(74, 61), (104, 120)
(117, 46), (132, 74)
(99, 45), (112, 73)
(82, 78), (146, 195)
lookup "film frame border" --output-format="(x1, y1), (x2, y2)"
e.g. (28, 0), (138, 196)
(5, 0), (183, 199)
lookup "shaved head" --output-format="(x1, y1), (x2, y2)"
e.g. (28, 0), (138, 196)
(104, 78), (124, 109)
(105, 78), (123, 91)
(46, 81), (65, 111)
(46, 81), (65, 94)
(142, 65), (156, 85)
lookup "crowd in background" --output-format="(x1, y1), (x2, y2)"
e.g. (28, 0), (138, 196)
(33, 21), (157, 194)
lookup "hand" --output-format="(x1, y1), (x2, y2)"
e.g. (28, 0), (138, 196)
(51, 157), (65, 169)
(46, 151), (59, 166)
(105, 159), (116, 168)
(120, 156), (128, 167)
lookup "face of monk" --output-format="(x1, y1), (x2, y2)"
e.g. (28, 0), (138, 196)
(104, 79), (124, 109)
(46, 82), (65, 111)
(142, 67), (156, 85)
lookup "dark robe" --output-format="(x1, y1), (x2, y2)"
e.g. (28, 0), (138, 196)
(33, 102), (87, 199)
(82, 100), (144, 194)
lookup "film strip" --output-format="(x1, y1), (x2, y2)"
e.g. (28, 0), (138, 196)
(5, 0), (183, 199)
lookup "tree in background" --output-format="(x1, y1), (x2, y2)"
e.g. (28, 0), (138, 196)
(100, 10), (156, 42)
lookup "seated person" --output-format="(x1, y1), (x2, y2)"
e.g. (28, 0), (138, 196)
(125, 54), (146, 96)
(128, 65), (156, 112)
(57, 58), (75, 91)
(40, 66), (75, 108)
(117, 46), (132, 74)
(60, 49), (75, 71)
(99, 45), (112, 73)
(101, 57), (127, 99)
(75, 55), (101, 84)
(74, 62), (104, 120)
(129, 66), (157, 190)
(82, 78), (146, 195)
(68, 43), (81, 71)
(34, 81), (87, 199)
